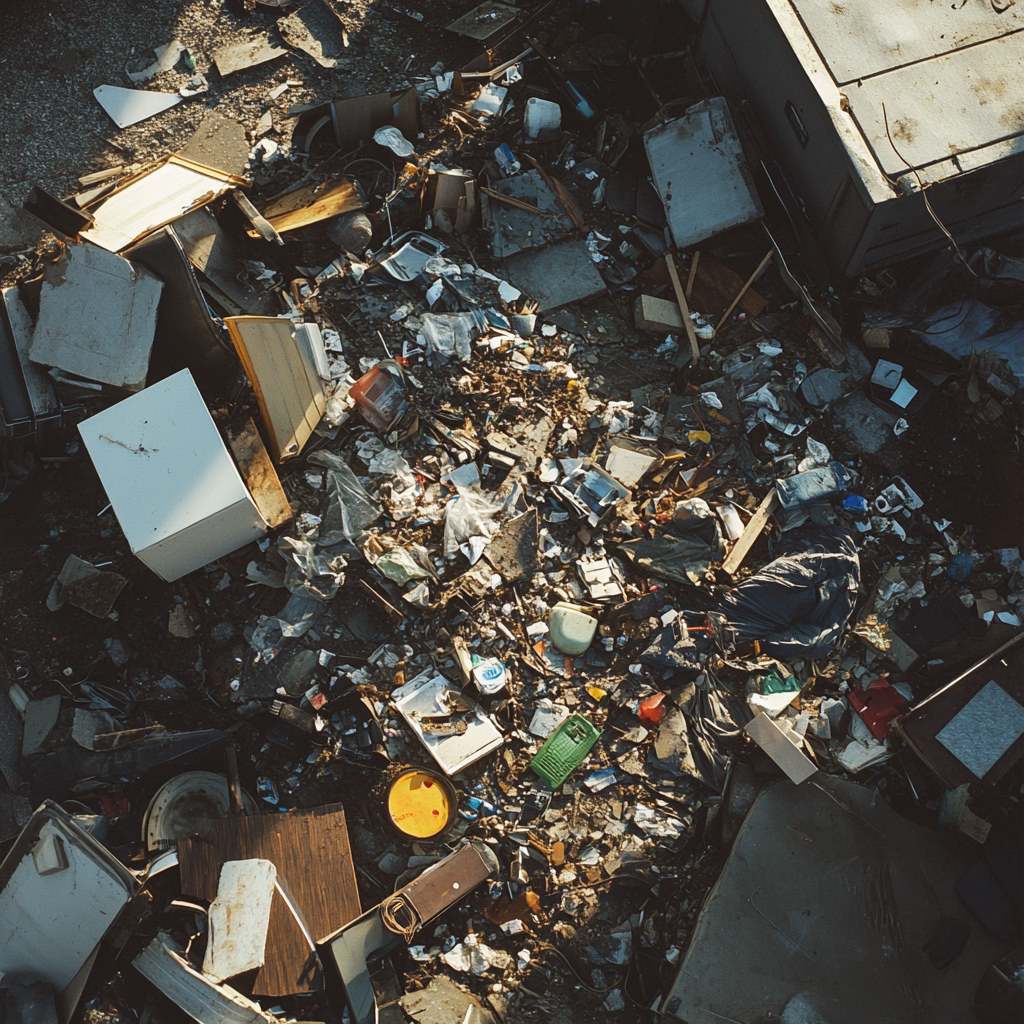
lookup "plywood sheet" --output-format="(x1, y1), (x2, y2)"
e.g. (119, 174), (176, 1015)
(177, 804), (361, 996)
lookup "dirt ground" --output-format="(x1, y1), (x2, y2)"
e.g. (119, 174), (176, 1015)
(0, 0), (462, 203)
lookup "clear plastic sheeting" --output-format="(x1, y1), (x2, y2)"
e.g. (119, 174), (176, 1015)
(278, 534), (347, 601)
(420, 311), (486, 364)
(443, 485), (504, 560)
(717, 526), (861, 660)
(249, 592), (324, 661)
(309, 450), (382, 543)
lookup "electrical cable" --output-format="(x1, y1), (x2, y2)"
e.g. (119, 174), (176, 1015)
(380, 893), (421, 942)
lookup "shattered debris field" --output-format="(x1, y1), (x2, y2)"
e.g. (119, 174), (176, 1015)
(2, 3), (1024, 1024)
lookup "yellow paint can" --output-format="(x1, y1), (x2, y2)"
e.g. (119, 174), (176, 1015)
(386, 768), (456, 840)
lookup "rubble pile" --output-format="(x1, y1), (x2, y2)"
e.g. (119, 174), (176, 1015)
(2, 3), (1023, 1024)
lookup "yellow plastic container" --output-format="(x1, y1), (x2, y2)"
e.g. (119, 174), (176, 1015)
(386, 768), (456, 840)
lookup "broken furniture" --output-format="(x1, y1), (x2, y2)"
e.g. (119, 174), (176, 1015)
(249, 177), (366, 237)
(662, 775), (1005, 1023)
(78, 369), (268, 581)
(80, 155), (246, 254)
(224, 317), (328, 462)
(177, 802), (361, 996)
(124, 227), (238, 396)
(28, 242), (162, 392)
(643, 96), (763, 250)
(895, 632), (1024, 788)
(0, 802), (140, 1024)
(172, 207), (278, 315)
(322, 841), (499, 1024)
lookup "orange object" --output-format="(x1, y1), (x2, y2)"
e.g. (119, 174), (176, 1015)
(638, 692), (667, 726)
(349, 359), (408, 432)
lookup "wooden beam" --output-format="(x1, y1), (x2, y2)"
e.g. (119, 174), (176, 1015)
(718, 250), (773, 332)
(722, 491), (778, 576)
(665, 253), (701, 366)
(685, 250), (700, 300)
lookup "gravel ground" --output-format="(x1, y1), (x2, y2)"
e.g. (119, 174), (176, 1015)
(0, 0), (466, 203)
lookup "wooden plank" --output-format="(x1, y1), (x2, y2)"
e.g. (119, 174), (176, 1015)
(685, 251), (700, 299)
(664, 254), (701, 366)
(718, 250), (773, 332)
(722, 491), (778, 576)
(177, 804), (361, 996)
(226, 418), (293, 529)
(253, 178), (364, 237)
(689, 252), (766, 316)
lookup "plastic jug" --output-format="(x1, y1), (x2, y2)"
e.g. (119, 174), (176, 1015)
(524, 97), (561, 140)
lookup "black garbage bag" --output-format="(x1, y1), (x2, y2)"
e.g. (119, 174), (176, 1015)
(717, 526), (860, 659)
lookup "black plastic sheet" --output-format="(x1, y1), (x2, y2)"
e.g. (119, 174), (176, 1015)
(717, 526), (860, 659)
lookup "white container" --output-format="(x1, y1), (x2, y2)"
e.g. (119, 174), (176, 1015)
(524, 97), (561, 140)
(79, 369), (267, 582)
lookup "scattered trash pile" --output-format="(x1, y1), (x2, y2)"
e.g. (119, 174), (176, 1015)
(2, 3), (1024, 1024)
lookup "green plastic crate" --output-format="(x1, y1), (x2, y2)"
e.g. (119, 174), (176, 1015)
(531, 714), (601, 788)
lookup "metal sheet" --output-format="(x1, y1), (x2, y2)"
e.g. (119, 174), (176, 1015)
(498, 237), (606, 311)
(93, 85), (181, 129)
(644, 98), (763, 249)
(845, 31), (1024, 174)
(134, 935), (276, 1024)
(662, 776), (1004, 1024)
(29, 242), (162, 391)
(0, 802), (139, 1023)
(203, 859), (277, 983)
(783, 0), (1024, 83)
(487, 168), (573, 258)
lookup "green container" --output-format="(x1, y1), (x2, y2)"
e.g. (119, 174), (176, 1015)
(531, 715), (601, 788)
